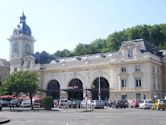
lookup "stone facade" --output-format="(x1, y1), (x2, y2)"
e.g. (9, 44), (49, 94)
(9, 14), (166, 101)
(0, 59), (10, 85)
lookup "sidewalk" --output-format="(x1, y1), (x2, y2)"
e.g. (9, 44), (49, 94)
(0, 117), (10, 124)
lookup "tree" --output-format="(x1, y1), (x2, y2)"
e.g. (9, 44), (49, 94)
(0, 80), (12, 95)
(106, 31), (128, 51)
(34, 51), (56, 64)
(90, 38), (107, 53)
(72, 43), (90, 56)
(21, 24), (166, 58)
(42, 96), (53, 110)
(1, 71), (39, 110)
(54, 49), (72, 57)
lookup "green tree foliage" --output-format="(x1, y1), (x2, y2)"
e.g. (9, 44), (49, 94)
(70, 24), (166, 56)
(42, 96), (53, 110)
(0, 80), (12, 95)
(44, 24), (166, 58)
(35, 51), (56, 64)
(106, 31), (128, 51)
(72, 43), (90, 56)
(90, 38), (107, 53)
(54, 49), (72, 57)
(0, 71), (39, 110)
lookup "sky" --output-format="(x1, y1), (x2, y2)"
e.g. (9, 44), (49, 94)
(0, 0), (166, 60)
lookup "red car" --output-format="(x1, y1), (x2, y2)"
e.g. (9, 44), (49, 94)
(130, 100), (140, 108)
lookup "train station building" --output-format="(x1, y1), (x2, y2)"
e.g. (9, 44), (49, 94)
(8, 14), (166, 101)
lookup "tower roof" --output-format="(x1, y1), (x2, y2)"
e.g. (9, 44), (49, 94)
(13, 13), (32, 36)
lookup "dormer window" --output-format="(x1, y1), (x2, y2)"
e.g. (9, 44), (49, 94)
(128, 49), (133, 58)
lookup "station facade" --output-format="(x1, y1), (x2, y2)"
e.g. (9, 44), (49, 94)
(9, 14), (166, 101)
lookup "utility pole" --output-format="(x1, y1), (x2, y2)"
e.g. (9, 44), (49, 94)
(85, 86), (87, 111)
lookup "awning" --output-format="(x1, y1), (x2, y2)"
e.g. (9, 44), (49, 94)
(86, 88), (109, 92)
(61, 88), (83, 92)
(0, 95), (15, 99)
(39, 89), (60, 93)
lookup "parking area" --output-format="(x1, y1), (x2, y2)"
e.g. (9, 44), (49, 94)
(0, 107), (166, 125)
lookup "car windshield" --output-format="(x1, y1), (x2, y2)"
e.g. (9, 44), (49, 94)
(145, 100), (152, 103)
(160, 99), (166, 104)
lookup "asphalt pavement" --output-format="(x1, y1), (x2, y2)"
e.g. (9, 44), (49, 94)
(0, 107), (166, 125)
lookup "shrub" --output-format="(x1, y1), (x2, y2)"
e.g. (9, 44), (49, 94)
(42, 96), (53, 110)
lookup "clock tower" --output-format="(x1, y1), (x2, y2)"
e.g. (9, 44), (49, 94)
(8, 13), (35, 73)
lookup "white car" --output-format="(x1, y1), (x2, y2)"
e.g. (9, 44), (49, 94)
(21, 99), (31, 107)
(80, 100), (92, 108)
(139, 99), (152, 109)
(21, 99), (41, 108)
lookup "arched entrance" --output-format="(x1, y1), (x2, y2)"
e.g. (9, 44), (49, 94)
(47, 80), (60, 99)
(91, 77), (109, 100)
(67, 79), (83, 100)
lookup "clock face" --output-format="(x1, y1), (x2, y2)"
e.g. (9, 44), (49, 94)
(12, 42), (19, 56)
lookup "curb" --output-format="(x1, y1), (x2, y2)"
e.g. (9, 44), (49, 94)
(0, 117), (10, 124)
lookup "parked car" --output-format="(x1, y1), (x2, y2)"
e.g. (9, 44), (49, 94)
(80, 100), (92, 108)
(21, 99), (41, 108)
(130, 100), (140, 108)
(102, 100), (109, 107)
(21, 99), (31, 107)
(71, 100), (81, 108)
(152, 99), (166, 110)
(0, 99), (9, 107)
(139, 99), (152, 109)
(59, 99), (72, 108)
(91, 100), (105, 109)
(112, 100), (129, 108)
(33, 99), (42, 108)
(9, 99), (22, 107)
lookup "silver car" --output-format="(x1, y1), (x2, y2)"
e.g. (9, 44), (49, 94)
(91, 100), (104, 109)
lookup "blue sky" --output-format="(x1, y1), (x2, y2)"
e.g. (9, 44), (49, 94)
(0, 0), (166, 60)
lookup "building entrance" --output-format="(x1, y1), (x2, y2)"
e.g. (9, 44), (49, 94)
(47, 80), (60, 99)
(91, 77), (109, 100)
(67, 78), (83, 100)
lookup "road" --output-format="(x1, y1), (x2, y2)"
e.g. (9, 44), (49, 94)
(0, 108), (166, 125)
